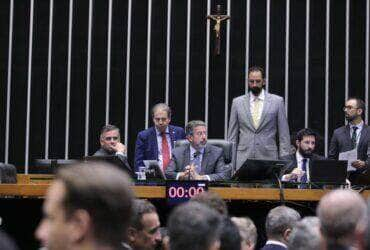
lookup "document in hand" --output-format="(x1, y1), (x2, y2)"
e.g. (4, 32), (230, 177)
(339, 149), (357, 171)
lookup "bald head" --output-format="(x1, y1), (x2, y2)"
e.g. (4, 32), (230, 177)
(317, 189), (367, 245)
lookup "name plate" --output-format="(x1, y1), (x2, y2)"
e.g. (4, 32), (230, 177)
(166, 180), (208, 205)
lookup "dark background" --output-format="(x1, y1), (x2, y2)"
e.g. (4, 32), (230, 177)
(0, 0), (369, 171)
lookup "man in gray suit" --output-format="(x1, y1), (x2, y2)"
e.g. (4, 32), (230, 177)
(228, 66), (291, 170)
(165, 120), (231, 181)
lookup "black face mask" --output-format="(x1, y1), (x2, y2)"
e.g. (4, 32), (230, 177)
(249, 86), (262, 95)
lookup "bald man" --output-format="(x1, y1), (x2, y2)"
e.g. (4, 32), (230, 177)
(317, 189), (367, 250)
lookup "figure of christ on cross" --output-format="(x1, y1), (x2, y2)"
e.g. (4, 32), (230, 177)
(207, 5), (230, 55)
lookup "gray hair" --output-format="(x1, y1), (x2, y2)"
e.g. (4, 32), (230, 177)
(317, 189), (367, 244)
(99, 124), (120, 140)
(151, 103), (171, 118)
(185, 120), (207, 136)
(288, 217), (321, 250)
(231, 217), (257, 248)
(265, 206), (301, 241)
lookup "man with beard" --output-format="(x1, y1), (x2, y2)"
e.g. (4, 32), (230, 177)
(228, 66), (291, 171)
(165, 120), (231, 181)
(329, 97), (370, 184)
(280, 128), (326, 183)
(93, 124), (132, 171)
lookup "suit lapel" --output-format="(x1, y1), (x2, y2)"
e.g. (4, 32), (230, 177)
(183, 146), (191, 168)
(149, 127), (159, 158)
(358, 124), (368, 150)
(242, 94), (256, 131)
(201, 145), (210, 174)
(168, 125), (175, 148)
(257, 92), (271, 131)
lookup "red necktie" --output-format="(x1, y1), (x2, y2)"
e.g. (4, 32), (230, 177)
(161, 133), (170, 170)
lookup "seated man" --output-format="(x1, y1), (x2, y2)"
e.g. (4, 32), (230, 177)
(93, 124), (131, 171)
(165, 120), (231, 181)
(135, 103), (186, 172)
(280, 128), (325, 182)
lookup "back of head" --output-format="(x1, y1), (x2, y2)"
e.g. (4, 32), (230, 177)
(317, 189), (366, 245)
(288, 217), (321, 250)
(0, 163), (17, 183)
(130, 199), (157, 230)
(190, 191), (228, 215)
(168, 202), (221, 250)
(265, 206), (301, 242)
(231, 217), (257, 249)
(219, 217), (241, 250)
(56, 162), (134, 246)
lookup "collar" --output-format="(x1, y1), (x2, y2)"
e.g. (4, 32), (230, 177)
(296, 151), (305, 163)
(265, 240), (287, 248)
(156, 126), (170, 136)
(190, 145), (205, 156)
(350, 121), (364, 130)
(249, 89), (265, 101)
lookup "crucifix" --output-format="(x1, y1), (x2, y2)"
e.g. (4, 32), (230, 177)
(207, 5), (230, 55)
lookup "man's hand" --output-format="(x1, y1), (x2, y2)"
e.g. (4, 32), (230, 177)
(285, 168), (304, 181)
(351, 160), (366, 169)
(111, 143), (127, 154)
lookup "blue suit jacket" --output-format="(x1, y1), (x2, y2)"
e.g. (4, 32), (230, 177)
(134, 125), (186, 171)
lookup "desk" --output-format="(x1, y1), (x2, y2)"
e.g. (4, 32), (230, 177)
(1, 182), (370, 201)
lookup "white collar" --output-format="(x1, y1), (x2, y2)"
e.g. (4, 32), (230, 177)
(265, 240), (287, 248)
(155, 126), (170, 136)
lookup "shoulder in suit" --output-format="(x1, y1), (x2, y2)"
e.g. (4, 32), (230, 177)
(260, 243), (287, 250)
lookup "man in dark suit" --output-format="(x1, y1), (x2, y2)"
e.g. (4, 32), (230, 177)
(165, 120), (231, 181)
(261, 206), (301, 250)
(93, 124), (131, 171)
(280, 128), (325, 182)
(328, 97), (370, 184)
(134, 103), (186, 172)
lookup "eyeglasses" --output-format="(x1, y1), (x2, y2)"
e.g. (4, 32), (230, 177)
(193, 131), (207, 136)
(248, 79), (263, 84)
(153, 117), (168, 122)
(343, 106), (359, 111)
(104, 136), (119, 141)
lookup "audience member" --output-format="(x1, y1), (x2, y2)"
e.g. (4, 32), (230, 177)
(261, 206), (301, 250)
(167, 202), (221, 250)
(219, 217), (241, 250)
(287, 216), (321, 250)
(126, 199), (161, 250)
(191, 191), (228, 215)
(134, 103), (186, 172)
(231, 217), (257, 250)
(35, 162), (134, 250)
(165, 120), (231, 181)
(317, 189), (367, 250)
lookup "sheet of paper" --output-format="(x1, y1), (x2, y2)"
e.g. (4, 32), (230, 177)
(339, 148), (357, 171)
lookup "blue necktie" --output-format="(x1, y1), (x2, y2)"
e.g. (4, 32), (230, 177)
(300, 158), (308, 183)
(192, 152), (202, 174)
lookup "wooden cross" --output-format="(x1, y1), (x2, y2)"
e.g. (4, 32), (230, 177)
(207, 5), (230, 55)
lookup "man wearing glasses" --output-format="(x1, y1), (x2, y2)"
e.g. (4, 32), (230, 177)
(228, 66), (291, 171)
(134, 103), (186, 172)
(328, 97), (370, 184)
(94, 124), (131, 170)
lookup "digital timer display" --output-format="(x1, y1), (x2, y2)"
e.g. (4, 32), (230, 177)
(166, 180), (208, 205)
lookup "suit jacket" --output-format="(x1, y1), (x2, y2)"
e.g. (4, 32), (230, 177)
(93, 148), (132, 172)
(134, 125), (186, 172)
(328, 124), (370, 184)
(165, 144), (231, 181)
(279, 153), (326, 177)
(228, 93), (291, 170)
(260, 243), (287, 250)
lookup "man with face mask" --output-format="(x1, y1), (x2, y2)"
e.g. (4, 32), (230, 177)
(165, 120), (231, 181)
(280, 128), (326, 183)
(228, 66), (291, 171)
(329, 97), (370, 184)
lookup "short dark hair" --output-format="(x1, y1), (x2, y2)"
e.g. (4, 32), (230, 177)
(248, 66), (265, 78)
(191, 191), (228, 215)
(56, 162), (134, 247)
(185, 120), (206, 136)
(219, 217), (241, 250)
(130, 199), (157, 230)
(100, 124), (120, 138)
(168, 202), (221, 250)
(151, 103), (172, 118)
(295, 128), (317, 142)
(348, 97), (366, 114)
